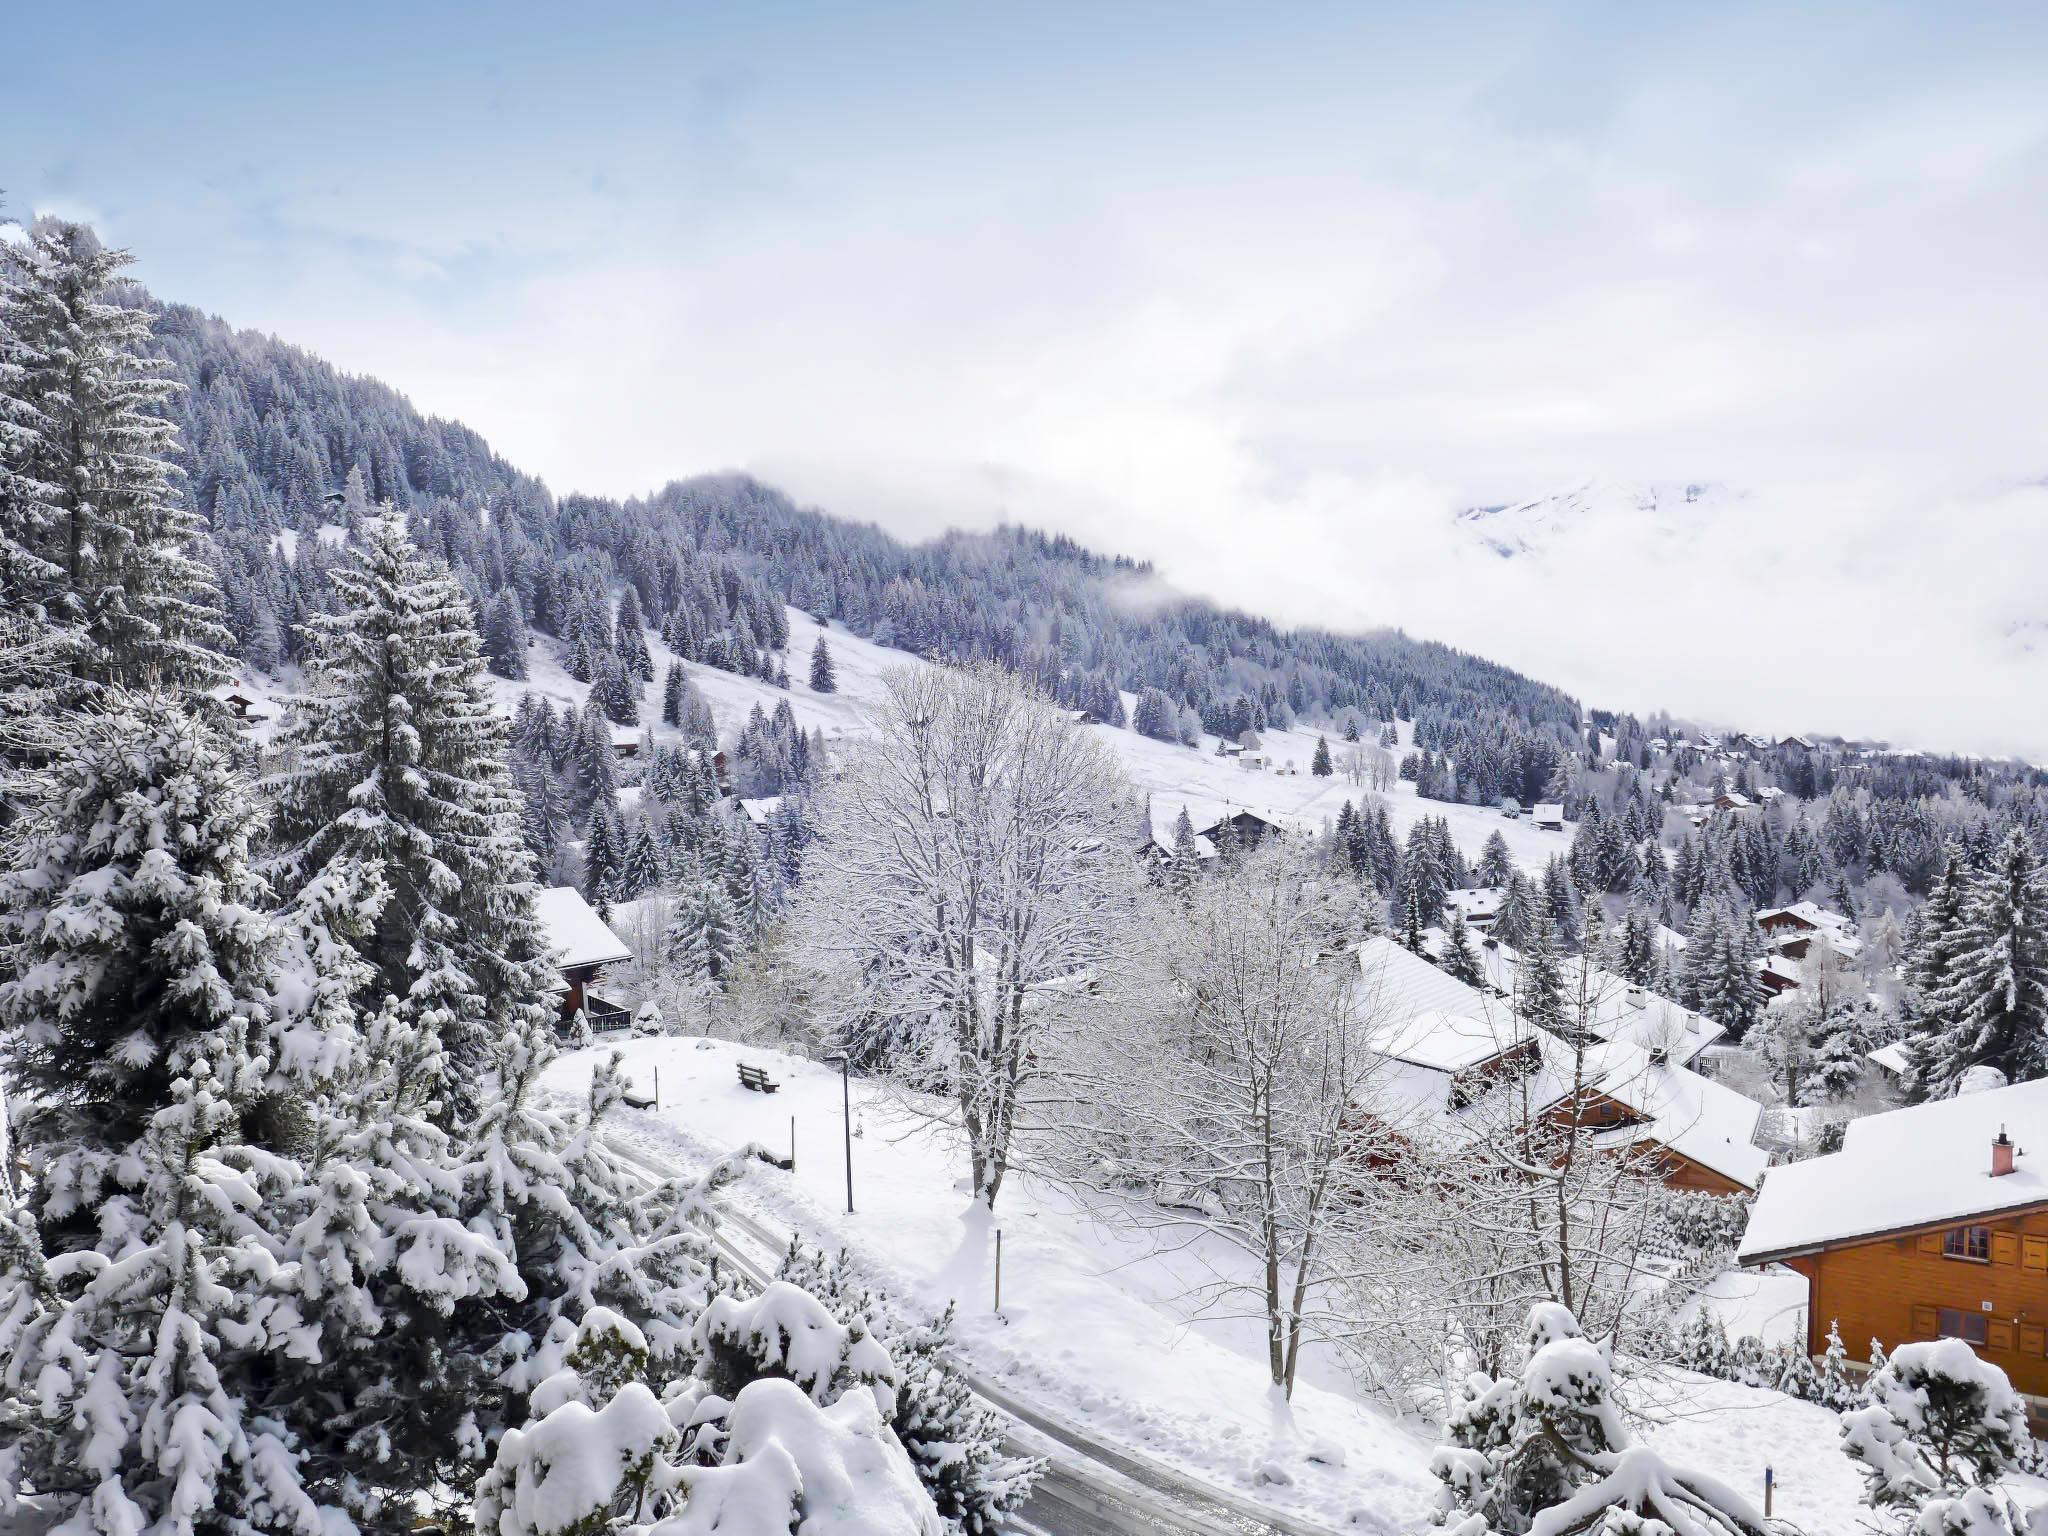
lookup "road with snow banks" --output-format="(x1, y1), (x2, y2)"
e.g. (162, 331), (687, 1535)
(603, 1134), (1333, 1536)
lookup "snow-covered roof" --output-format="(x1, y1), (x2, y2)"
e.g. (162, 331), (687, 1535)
(1369, 1008), (1528, 1073)
(1355, 936), (1510, 1036)
(534, 886), (633, 971)
(1756, 902), (1862, 958)
(1355, 937), (1764, 1181)
(1145, 795), (1217, 860)
(1460, 938), (1724, 1066)
(1589, 1044), (1768, 1189)
(1739, 1077), (2048, 1263)
(1446, 887), (1505, 922)
(739, 795), (784, 828)
(1532, 802), (1565, 823)
(1867, 1040), (1916, 1075)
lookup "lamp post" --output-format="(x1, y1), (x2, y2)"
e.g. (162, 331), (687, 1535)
(827, 1052), (854, 1214)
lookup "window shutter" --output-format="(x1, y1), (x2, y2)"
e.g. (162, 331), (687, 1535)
(1993, 1232), (2020, 1266)
(1990, 1319), (2016, 1351)
(1911, 1304), (1939, 1336)
(2022, 1236), (2048, 1272)
(1917, 1232), (1943, 1254)
(2021, 1323), (2045, 1357)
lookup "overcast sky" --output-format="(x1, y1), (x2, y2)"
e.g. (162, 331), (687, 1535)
(9, 1), (2047, 756)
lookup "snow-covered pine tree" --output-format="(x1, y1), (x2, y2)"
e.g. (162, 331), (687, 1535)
(1478, 829), (1514, 889)
(810, 634), (837, 692)
(268, 516), (558, 1121)
(1922, 829), (2048, 1096)
(1842, 1338), (2031, 1532)
(475, 1277), (942, 1536)
(1433, 1301), (1769, 1536)
(0, 219), (231, 693)
(0, 695), (363, 1529)
(1442, 910), (1485, 985)
(771, 1241), (1042, 1532)
(1312, 734), (1333, 776)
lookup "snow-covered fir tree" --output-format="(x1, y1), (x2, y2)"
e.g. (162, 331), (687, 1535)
(267, 516), (557, 1121)
(1922, 829), (2048, 1096)
(0, 218), (231, 694)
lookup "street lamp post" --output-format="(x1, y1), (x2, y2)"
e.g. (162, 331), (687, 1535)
(828, 1052), (854, 1214)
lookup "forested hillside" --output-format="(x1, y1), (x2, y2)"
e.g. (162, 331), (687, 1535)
(145, 292), (1583, 757)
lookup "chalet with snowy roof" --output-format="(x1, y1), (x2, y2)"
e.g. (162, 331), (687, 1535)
(1532, 803), (1566, 830)
(535, 886), (634, 1031)
(1354, 937), (1764, 1192)
(1777, 735), (1815, 751)
(1139, 795), (1216, 869)
(1445, 886), (1504, 929)
(1756, 954), (1804, 996)
(738, 795), (784, 831)
(1757, 901), (1862, 962)
(1739, 1078), (2048, 1396)
(1712, 790), (1753, 813)
(1201, 806), (1284, 849)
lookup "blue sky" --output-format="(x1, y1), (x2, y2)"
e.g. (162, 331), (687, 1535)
(10, 3), (2048, 751)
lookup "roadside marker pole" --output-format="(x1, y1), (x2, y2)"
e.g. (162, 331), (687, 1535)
(994, 1228), (1003, 1313)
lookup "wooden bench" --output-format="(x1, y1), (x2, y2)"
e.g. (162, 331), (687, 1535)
(621, 1081), (655, 1110)
(737, 1062), (779, 1094)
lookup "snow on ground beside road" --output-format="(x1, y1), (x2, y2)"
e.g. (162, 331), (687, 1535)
(547, 1035), (1902, 1536)
(543, 1033), (1441, 1534)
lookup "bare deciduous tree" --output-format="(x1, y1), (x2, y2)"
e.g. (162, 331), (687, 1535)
(797, 663), (1135, 1208)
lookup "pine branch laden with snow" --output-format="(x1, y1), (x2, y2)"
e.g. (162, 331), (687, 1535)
(1841, 1338), (2031, 1521)
(794, 662), (1138, 1207)
(475, 1279), (944, 1536)
(266, 514), (558, 1125)
(1431, 1302), (1772, 1536)
(771, 1240), (1044, 1532)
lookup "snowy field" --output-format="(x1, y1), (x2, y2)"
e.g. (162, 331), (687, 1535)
(545, 1035), (1927, 1536)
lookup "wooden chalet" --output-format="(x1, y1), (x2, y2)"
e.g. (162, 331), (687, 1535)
(1531, 803), (1565, 830)
(534, 886), (634, 1031)
(1740, 1079), (2048, 1396)
(1757, 901), (1861, 961)
(1355, 937), (1766, 1192)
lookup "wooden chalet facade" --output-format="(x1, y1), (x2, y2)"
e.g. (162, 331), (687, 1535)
(534, 886), (634, 1030)
(1740, 1080), (2048, 1396)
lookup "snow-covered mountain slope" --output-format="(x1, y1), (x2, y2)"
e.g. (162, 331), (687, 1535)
(480, 607), (1582, 877)
(1455, 479), (1742, 559)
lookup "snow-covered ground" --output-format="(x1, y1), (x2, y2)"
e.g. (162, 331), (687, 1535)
(544, 1034), (1440, 1533)
(1682, 1265), (1811, 1349)
(545, 1034), (1920, 1536)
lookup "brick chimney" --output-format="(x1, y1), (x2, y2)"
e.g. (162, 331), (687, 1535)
(1993, 1128), (2016, 1177)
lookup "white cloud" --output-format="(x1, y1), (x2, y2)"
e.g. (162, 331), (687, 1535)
(32, 8), (2047, 758)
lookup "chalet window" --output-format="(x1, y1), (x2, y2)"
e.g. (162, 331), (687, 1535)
(1943, 1226), (1992, 1262)
(1937, 1308), (1989, 1345)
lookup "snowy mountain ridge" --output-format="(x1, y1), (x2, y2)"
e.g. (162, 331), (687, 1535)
(1455, 479), (1745, 559)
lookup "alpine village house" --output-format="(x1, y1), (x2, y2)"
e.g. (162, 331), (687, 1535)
(1739, 1077), (2048, 1400)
